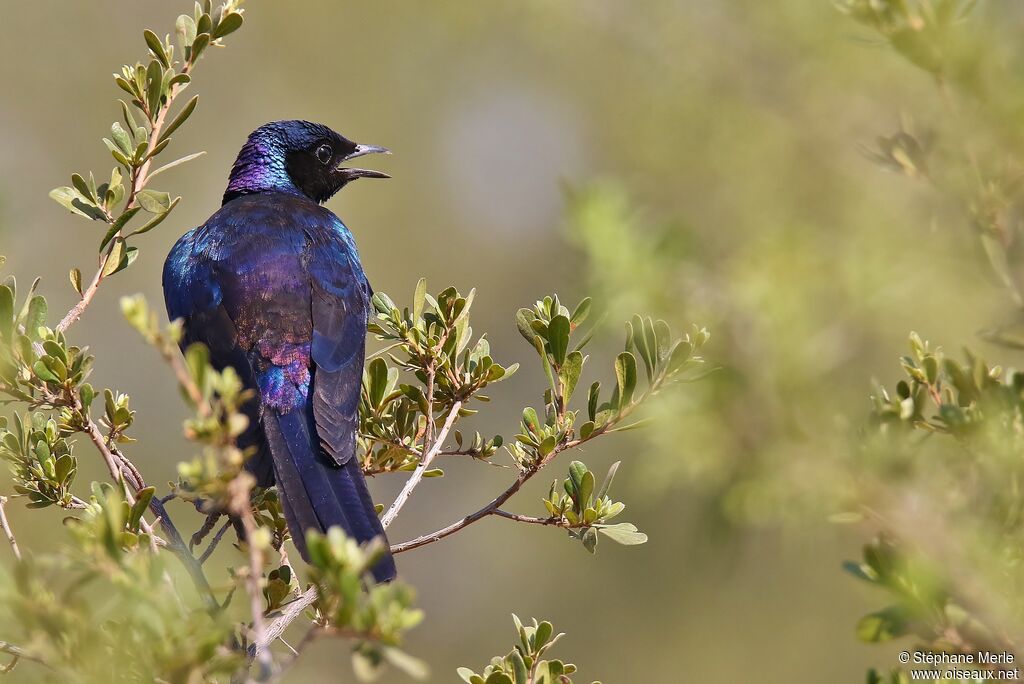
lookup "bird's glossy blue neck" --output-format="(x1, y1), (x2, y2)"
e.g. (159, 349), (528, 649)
(223, 138), (303, 204)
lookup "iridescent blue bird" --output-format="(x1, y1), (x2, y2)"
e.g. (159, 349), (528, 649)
(162, 121), (396, 582)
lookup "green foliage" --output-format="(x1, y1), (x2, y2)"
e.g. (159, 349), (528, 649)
(508, 293), (710, 472)
(1, 487), (240, 683)
(458, 616), (598, 684)
(305, 529), (426, 680)
(0, 274), (93, 407)
(49, 0), (244, 289)
(0, 413), (77, 509)
(360, 279), (515, 475)
(542, 460), (647, 553)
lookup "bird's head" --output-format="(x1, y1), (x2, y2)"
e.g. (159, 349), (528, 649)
(223, 120), (390, 205)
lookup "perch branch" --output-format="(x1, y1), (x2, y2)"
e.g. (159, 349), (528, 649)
(380, 400), (462, 529)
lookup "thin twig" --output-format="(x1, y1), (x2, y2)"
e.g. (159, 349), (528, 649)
(390, 374), (666, 553)
(380, 400), (462, 529)
(0, 641), (50, 671)
(0, 496), (22, 561)
(198, 519), (233, 565)
(391, 430), (614, 554)
(492, 510), (565, 526)
(235, 493), (274, 678)
(250, 588), (318, 661)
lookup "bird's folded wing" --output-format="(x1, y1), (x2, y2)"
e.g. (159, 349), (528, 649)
(306, 227), (369, 466)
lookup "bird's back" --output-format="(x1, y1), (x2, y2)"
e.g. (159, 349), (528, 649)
(162, 192), (395, 581)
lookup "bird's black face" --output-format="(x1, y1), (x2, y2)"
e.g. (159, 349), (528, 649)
(284, 133), (390, 204)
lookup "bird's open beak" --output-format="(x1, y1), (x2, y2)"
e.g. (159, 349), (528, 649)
(338, 144), (391, 179)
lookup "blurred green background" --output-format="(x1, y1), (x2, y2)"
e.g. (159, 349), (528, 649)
(3, 1), (1023, 681)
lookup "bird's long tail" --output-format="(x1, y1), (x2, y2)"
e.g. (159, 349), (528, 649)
(262, 406), (396, 583)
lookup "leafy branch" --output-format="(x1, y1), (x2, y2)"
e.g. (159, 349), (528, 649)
(50, 0), (244, 333)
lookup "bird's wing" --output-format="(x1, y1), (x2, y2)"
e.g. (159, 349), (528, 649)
(162, 223), (277, 486)
(305, 220), (370, 466)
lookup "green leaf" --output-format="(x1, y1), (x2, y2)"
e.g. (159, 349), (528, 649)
(100, 207), (142, 251)
(534, 620), (553, 649)
(596, 522), (647, 545)
(71, 173), (93, 201)
(158, 95), (198, 144)
(570, 297), (592, 327)
(484, 674), (513, 684)
(548, 315), (570, 365)
(24, 296), (47, 339)
(587, 381), (600, 422)
(614, 352), (638, 409)
(595, 461), (620, 500)
(189, 32), (210, 61)
(102, 238), (126, 277)
(578, 469), (594, 508)
(147, 151), (206, 180)
(212, 11), (244, 39)
(413, 277), (427, 323)
(522, 407), (541, 436)
(559, 351), (583, 403)
(144, 29), (169, 67)
(127, 197), (179, 237)
(175, 14), (197, 49)
(380, 646), (429, 680)
(129, 486), (155, 529)
(856, 605), (912, 643)
(49, 187), (105, 221)
(515, 308), (537, 344)
(368, 357), (388, 407)
(110, 121), (134, 155)
(509, 650), (528, 684)
(0, 286), (13, 338)
(582, 527), (598, 553)
(567, 461), (587, 497)
(145, 59), (164, 115)
(135, 189), (172, 213)
(102, 138), (131, 166)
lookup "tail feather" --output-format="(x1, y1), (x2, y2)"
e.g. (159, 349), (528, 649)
(263, 407), (396, 583)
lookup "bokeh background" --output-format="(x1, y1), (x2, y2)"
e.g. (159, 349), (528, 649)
(3, 2), (1024, 682)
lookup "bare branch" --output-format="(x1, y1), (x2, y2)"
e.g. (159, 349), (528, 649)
(380, 400), (462, 529)
(390, 433), (598, 554)
(492, 510), (565, 526)
(0, 496), (22, 561)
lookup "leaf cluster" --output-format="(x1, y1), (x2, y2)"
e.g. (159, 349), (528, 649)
(457, 615), (598, 684)
(359, 280), (516, 475)
(0, 413), (77, 509)
(542, 460), (647, 553)
(305, 528), (426, 680)
(1, 489), (240, 683)
(509, 294), (710, 470)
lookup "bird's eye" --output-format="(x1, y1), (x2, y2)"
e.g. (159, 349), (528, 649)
(315, 144), (333, 164)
